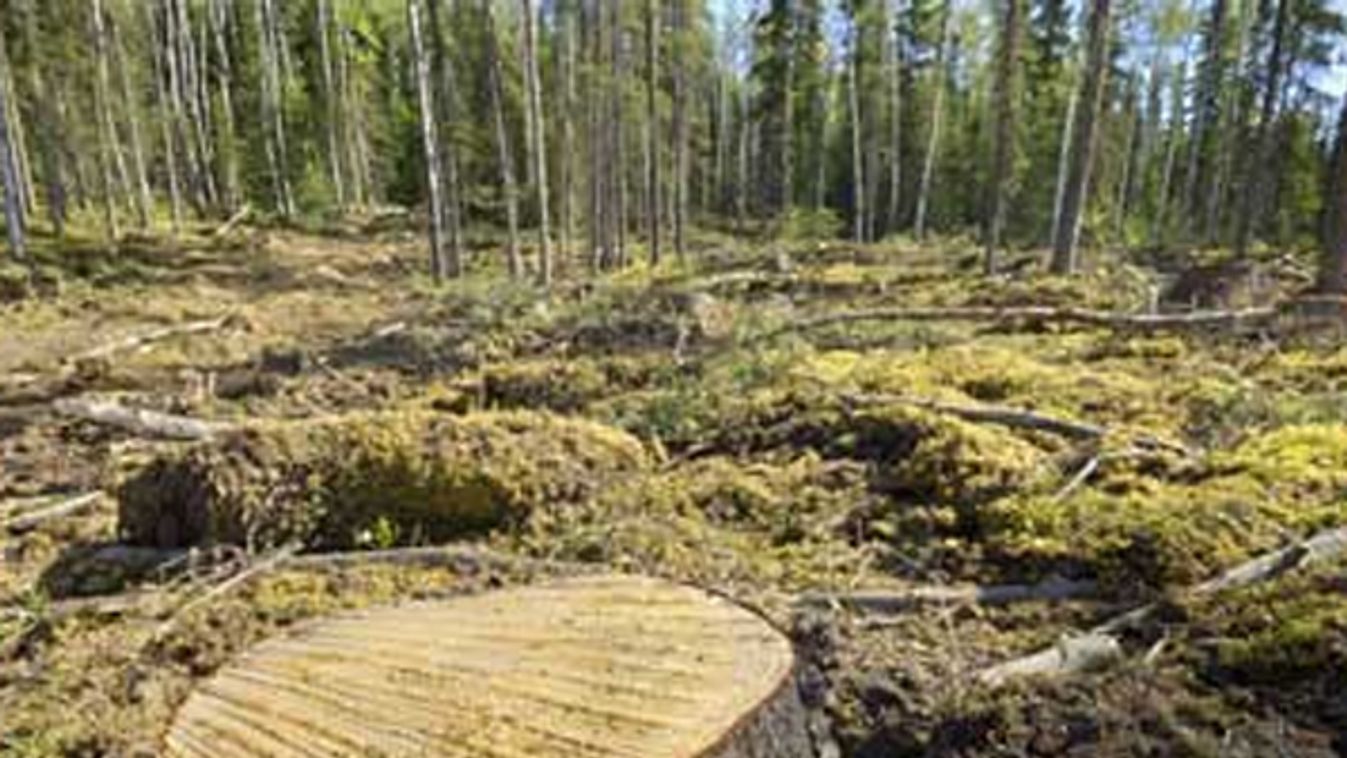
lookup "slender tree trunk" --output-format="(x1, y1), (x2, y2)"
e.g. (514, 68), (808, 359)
(559, 2), (576, 269)
(256, 0), (295, 217)
(0, 46), (26, 264)
(110, 11), (154, 229)
(646, 0), (662, 264)
(1049, 0), (1113, 274)
(318, 0), (346, 209)
(672, 0), (688, 259)
(92, 0), (122, 243)
(736, 82), (749, 233)
(609, 0), (627, 266)
(21, 2), (66, 238)
(984, 0), (1022, 274)
(848, 26), (866, 244)
(914, 2), (950, 242)
(484, 0), (522, 278)
(208, 0), (240, 212)
(521, 0), (553, 284)
(1234, 0), (1291, 257)
(408, 0), (447, 281)
(426, 0), (464, 276)
(886, 0), (903, 233)
(781, 11), (796, 217)
(149, 2), (184, 234)
(1319, 89), (1347, 293)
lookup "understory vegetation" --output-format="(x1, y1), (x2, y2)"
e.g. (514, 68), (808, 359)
(1, 222), (1344, 755)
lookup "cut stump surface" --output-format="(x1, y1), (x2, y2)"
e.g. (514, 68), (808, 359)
(163, 574), (808, 757)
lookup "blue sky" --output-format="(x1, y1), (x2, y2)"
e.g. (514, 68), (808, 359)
(709, 0), (1347, 102)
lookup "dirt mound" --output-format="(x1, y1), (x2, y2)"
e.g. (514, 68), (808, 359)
(118, 409), (649, 549)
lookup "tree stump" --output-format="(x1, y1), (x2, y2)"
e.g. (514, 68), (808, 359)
(163, 574), (811, 757)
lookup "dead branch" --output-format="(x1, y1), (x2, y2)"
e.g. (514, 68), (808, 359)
(978, 633), (1124, 687)
(798, 576), (1100, 614)
(751, 304), (1279, 345)
(976, 526), (1347, 687)
(845, 393), (1191, 456)
(153, 542), (302, 641)
(67, 315), (232, 366)
(53, 396), (234, 441)
(211, 203), (252, 239)
(2, 492), (103, 534)
(846, 392), (1107, 440)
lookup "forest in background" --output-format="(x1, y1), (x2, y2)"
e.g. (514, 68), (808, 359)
(0, 0), (1346, 284)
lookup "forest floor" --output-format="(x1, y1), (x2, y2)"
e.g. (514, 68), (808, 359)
(1, 218), (1345, 756)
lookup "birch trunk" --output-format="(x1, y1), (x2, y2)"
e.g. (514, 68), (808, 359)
(426, 0), (464, 276)
(408, 0), (447, 281)
(913, 2), (950, 242)
(0, 46), (26, 263)
(522, 0), (553, 284)
(318, 0), (346, 209)
(484, 0), (523, 278)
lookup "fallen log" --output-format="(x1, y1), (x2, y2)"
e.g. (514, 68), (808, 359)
(163, 575), (811, 757)
(799, 576), (1100, 614)
(976, 526), (1347, 687)
(67, 316), (232, 366)
(3, 492), (103, 533)
(53, 397), (234, 441)
(750, 304), (1279, 345)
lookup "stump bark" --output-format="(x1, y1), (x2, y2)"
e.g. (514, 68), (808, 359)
(163, 574), (812, 757)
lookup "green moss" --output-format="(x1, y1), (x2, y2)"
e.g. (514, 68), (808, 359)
(118, 410), (649, 549)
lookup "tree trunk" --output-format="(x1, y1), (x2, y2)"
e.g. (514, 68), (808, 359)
(408, 0), (448, 281)
(848, 25), (865, 244)
(672, 0), (688, 259)
(484, 0), (523, 278)
(91, 0), (123, 243)
(1234, 0), (1291, 257)
(914, 1), (950, 242)
(426, 0), (464, 277)
(1319, 90), (1347, 293)
(256, 0), (295, 217)
(318, 0), (346, 210)
(984, 0), (1022, 274)
(886, 0), (903, 234)
(149, 2), (184, 234)
(0, 46), (26, 263)
(208, 0), (240, 212)
(110, 9), (154, 229)
(559, 3), (576, 268)
(522, 0), (553, 285)
(1049, 0), (1112, 274)
(646, 0), (662, 265)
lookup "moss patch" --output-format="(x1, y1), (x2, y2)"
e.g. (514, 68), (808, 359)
(118, 409), (649, 549)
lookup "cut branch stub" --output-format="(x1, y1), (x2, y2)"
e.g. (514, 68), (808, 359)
(163, 574), (810, 757)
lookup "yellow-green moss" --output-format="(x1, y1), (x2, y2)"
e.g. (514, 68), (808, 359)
(118, 410), (649, 549)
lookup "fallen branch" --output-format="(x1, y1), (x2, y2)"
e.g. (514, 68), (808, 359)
(846, 393), (1107, 440)
(977, 526), (1347, 687)
(53, 397), (234, 441)
(798, 576), (1100, 614)
(67, 315), (232, 366)
(751, 304), (1279, 345)
(211, 203), (252, 238)
(153, 542), (302, 641)
(3, 492), (103, 534)
(845, 393), (1191, 457)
